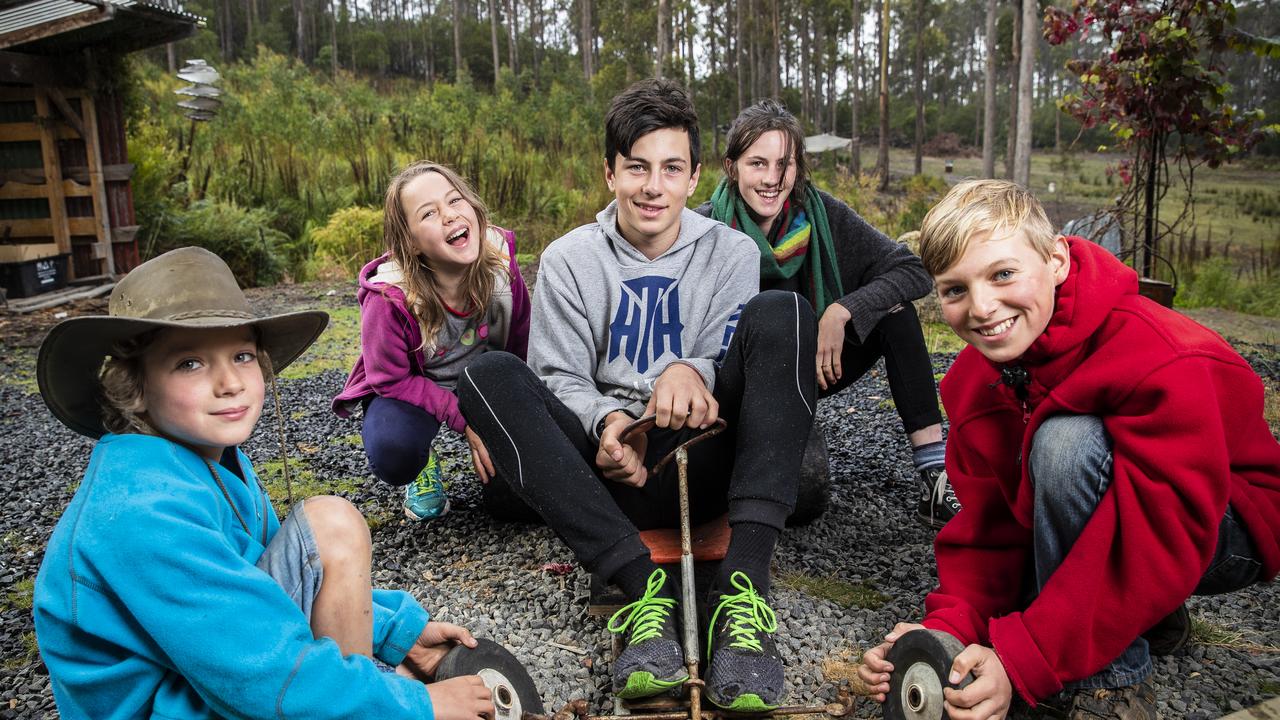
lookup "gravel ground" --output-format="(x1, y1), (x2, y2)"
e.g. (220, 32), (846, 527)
(1, 286), (1277, 719)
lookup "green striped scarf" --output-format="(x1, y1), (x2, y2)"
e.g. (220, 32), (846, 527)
(710, 177), (844, 315)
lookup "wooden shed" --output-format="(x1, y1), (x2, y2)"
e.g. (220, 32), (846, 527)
(0, 0), (200, 297)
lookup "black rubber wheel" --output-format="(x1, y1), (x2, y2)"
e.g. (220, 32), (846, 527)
(787, 425), (831, 527)
(435, 638), (545, 717)
(884, 629), (972, 720)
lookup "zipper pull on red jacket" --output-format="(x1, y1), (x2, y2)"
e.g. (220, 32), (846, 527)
(999, 365), (1032, 424)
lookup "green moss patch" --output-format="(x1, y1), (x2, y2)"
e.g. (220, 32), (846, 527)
(779, 572), (889, 610)
(922, 322), (967, 355)
(3, 577), (34, 611)
(280, 305), (362, 380)
(257, 457), (363, 512)
(3, 631), (38, 670)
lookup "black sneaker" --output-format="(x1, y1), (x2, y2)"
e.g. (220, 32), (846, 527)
(916, 466), (960, 530)
(704, 571), (785, 712)
(1065, 679), (1157, 720)
(607, 569), (688, 699)
(1142, 603), (1190, 656)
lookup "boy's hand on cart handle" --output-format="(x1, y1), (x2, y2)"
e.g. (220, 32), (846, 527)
(817, 304), (851, 391)
(399, 622), (480, 680)
(943, 645), (1012, 720)
(465, 427), (495, 485)
(856, 621), (924, 702)
(426, 676), (496, 720)
(598, 412), (648, 487)
(647, 363), (718, 430)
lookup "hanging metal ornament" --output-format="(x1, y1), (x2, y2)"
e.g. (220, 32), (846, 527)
(175, 84), (223, 99)
(176, 59), (221, 86)
(177, 97), (222, 113)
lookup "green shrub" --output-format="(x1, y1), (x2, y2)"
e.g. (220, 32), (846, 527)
(1176, 257), (1280, 317)
(310, 206), (384, 279)
(151, 200), (288, 287)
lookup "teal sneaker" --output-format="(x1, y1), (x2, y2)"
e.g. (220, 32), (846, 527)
(607, 569), (688, 699)
(404, 450), (449, 521)
(705, 571), (784, 712)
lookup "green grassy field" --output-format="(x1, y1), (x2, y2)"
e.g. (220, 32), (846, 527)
(826, 147), (1280, 267)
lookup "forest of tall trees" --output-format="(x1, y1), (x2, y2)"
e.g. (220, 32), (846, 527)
(160, 0), (1278, 164)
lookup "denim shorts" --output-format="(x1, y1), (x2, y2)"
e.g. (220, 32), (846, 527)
(256, 502), (324, 621)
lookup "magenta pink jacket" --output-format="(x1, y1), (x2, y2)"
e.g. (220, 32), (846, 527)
(330, 226), (530, 432)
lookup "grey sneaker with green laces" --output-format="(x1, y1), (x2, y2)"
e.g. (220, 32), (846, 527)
(404, 450), (450, 521)
(705, 571), (784, 712)
(607, 569), (688, 699)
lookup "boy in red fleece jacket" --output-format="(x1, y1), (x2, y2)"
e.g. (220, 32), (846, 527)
(858, 179), (1280, 720)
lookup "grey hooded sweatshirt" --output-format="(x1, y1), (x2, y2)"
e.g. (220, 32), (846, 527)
(529, 201), (760, 439)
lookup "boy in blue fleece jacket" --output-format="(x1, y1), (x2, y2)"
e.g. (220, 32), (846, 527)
(33, 247), (495, 719)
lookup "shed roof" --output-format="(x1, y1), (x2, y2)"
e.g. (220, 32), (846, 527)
(0, 0), (201, 55)
(804, 133), (852, 154)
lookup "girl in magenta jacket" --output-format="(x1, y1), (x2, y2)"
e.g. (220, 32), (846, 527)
(333, 161), (529, 521)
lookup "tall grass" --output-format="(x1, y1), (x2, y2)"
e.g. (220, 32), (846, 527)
(129, 50), (608, 282)
(129, 51), (1280, 319)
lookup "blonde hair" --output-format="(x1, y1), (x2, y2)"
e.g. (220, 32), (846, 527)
(98, 330), (274, 436)
(383, 161), (507, 353)
(919, 179), (1057, 276)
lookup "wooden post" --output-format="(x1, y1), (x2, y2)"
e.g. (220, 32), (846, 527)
(80, 93), (116, 275)
(32, 90), (73, 277)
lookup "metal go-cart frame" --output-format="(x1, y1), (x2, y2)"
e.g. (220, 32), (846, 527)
(437, 417), (957, 720)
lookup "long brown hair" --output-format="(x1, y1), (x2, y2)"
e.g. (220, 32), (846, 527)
(722, 100), (810, 201)
(383, 161), (508, 353)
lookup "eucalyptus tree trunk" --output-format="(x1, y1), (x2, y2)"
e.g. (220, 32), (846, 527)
(877, 0), (890, 191)
(329, 0), (338, 74)
(850, 0), (861, 176)
(982, 0), (997, 177)
(1005, 0), (1019, 179)
(293, 0), (306, 60)
(423, 0), (436, 83)
(1012, 0), (1036, 187)
(771, 0), (780, 98)
(489, 0), (501, 78)
(736, 0), (745, 110)
(801, 11), (811, 120)
(913, 0), (926, 175)
(453, 0), (465, 79)
(581, 0), (593, 81)
(656, 0), (669, 78)
(506, 0), (517, 73)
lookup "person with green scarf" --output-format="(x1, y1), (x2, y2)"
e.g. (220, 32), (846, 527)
(694, 99), (958, 530)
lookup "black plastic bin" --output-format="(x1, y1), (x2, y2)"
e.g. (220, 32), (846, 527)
(0, 253), (70, 299)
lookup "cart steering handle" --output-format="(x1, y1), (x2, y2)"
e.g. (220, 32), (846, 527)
(618, 415), (728, 479)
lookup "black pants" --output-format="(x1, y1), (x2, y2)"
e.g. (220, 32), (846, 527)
(821, 301), (941, 435)
(458, 291), (817, 583)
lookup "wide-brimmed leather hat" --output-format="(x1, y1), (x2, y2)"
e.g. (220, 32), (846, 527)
(38, 246), (329, 438)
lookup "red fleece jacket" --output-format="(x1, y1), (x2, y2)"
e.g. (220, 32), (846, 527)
(922, 237), (1280, 704)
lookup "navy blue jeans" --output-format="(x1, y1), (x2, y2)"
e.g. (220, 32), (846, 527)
(361, 396), (442, 487)
(1028, 414), (1263, 690)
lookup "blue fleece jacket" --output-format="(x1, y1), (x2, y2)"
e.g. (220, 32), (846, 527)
(34, 433), (436, 719)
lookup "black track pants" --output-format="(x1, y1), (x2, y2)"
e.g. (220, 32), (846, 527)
(821, 301), (942, 435)
(457, 290), (817, 584)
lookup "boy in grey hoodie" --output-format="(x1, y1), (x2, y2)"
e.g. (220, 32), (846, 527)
(458, 79), (817, 712)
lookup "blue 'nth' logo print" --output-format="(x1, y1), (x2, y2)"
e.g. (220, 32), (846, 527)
(608, 276), (683, 373)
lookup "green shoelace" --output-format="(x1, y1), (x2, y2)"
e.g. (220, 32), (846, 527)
(707, 571), (778, 657)
(412, 454), (443, 496)
(608, 569), (677, 643)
